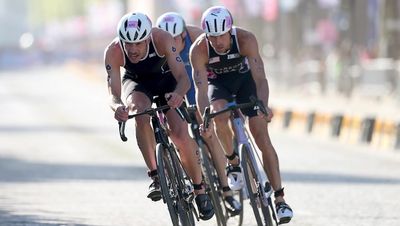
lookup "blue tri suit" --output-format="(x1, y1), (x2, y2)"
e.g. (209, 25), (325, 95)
(180, 33), (196, 105)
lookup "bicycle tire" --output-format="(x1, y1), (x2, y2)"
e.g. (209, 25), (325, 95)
(156, 143), (180, 226)
(227, 189), (244, 226)
(199, 142), (226, 226)
(168, 145), (196, 226)
(203, 139), (244, 226)
(240, 144), (274, 226)
(227, 138), (245, 226)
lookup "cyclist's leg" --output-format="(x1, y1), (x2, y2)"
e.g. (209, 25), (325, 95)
(236, 75), (283, 197)
(240, 75), (292, 223)
(167, 110), (215, 220)
(209, 80), (245, 192)
(122, 79), (160, 200)
(208, 82), (239, 166)
(166, 109), (202, 185)
(248, 116), (292, 223)
(156, 74), (202, 187)
(160, 75), (214, 220)
(202, 126), (242, 214)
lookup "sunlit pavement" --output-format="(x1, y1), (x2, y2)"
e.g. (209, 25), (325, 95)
(0, 65), (400, 226)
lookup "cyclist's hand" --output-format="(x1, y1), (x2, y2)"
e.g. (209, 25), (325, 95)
(261, 106), (273, 123)
(199, 122), (213, 138)
(165, 92), (183, 108)
(115, 105), (128, 122)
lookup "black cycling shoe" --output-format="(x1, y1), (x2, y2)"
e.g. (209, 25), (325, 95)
(224, 195), (242, 216)
(147, 178), (161, 201)
(195, 194), (214, 220)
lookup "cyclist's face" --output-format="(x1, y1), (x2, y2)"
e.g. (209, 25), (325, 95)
(207, 32), (231, 54)
(123, 39), (149, 63)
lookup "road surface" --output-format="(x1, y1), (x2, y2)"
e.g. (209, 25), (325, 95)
(0, 66), (399, 226)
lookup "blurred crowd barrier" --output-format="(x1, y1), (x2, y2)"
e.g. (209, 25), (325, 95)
(266, 56), (400, 102)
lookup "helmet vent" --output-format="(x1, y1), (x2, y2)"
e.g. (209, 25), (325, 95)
(139, 30), (147, 40)
(173, 23), (177, 35)
(206, 21), (211, 33)
(119, 31), (126, 40)
(213, 19), (217, 33)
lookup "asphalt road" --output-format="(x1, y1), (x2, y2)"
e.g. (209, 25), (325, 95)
(0, 66), (399, 226)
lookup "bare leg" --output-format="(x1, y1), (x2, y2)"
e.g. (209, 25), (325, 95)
(211, 99), (239, 166)
(127, 92), (157, 171)
(166, 109), (204, 192)
(203, 130), (235, 196)
(248, 115), (285, 203)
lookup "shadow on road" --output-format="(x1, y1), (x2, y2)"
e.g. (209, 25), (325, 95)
(0, 125), (113, 134)
(0, 156), (147, 183)
(0, 209), (93, 226)
(283, 171), (400, 184)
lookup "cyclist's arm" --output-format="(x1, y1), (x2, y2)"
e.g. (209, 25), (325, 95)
(189, 35), (210, 115)
(104, 39), (124, 112)
(154, 28), (190, 99)
(239, 29), (270, 108)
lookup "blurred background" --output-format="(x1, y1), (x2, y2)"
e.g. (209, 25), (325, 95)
(1, 2), (400, 225)
(1, 0), (400, 100)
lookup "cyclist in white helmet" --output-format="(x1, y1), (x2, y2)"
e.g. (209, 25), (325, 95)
(190, 6), (293, 224)
(104, 12), (214, 220)
(156, 12), (242, 216)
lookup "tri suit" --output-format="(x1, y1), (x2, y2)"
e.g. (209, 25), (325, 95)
(121, 35), (176, 107)
(206, 27), (258, 117)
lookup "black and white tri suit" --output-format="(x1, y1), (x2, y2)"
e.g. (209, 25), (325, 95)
(206, 27), (258, 117)
(121, 35), (176, 107)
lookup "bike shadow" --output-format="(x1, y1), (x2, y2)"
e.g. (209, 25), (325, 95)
(0, 209), (92, 226)
(0, 156), (148, 183)
(282, 170), (400, 184)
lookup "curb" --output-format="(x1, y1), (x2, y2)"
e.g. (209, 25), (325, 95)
(271, 107), (400, 151)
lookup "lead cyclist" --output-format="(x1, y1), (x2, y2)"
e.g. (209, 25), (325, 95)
(104, 12), (214, 220)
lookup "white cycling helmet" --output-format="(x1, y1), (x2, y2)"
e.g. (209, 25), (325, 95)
(156, 12), (186, 37)
(201, 6), (233, 36)
(118, 12), (152, 43)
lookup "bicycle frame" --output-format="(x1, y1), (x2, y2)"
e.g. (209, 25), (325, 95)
(187, 105), (245, 226)
(118, 99), (197, 226)
(203, 96), (279, 226)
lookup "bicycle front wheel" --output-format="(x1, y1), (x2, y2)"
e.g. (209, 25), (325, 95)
(200, 142), (226, 226)
(156, 143), (179, 226)
(169, 145), (196, 226)
(240, 144), (274, 226)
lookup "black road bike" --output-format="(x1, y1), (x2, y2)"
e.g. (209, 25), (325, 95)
(119, 97), (197, 226)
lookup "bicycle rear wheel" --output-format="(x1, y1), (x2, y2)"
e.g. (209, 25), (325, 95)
(240, 144), (274, 226)
(156, 143), (179, 226)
